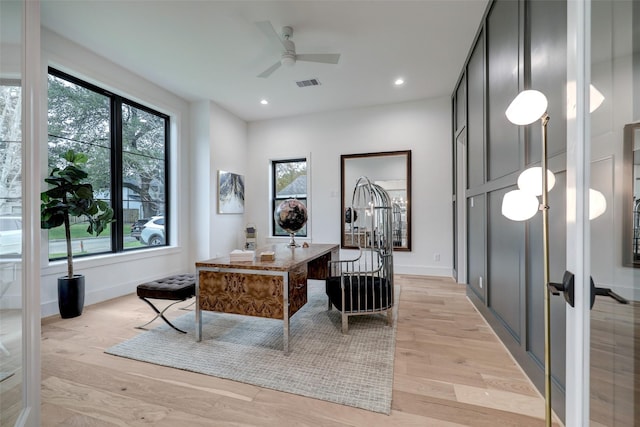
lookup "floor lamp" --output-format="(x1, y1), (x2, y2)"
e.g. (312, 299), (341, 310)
(501, 89), (554, 427)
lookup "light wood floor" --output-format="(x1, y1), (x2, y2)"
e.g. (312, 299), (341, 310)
(39, 275), (558, 426)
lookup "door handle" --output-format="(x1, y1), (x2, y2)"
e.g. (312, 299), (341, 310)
(592, 286), (629, 305)
(547, 270), (629, 309)
(548, 270), (575, 306)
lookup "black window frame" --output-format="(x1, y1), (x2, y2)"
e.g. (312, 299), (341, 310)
(47, 67), (170, 259)
(271, 158), (308, 237)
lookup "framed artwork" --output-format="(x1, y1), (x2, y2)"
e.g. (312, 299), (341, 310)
(218, 170), (245, 214)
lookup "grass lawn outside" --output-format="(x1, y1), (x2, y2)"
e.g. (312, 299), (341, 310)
(47, 223), (145, 258)
(47, 222), (127, 240)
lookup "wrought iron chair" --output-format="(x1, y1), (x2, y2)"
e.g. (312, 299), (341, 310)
(326, 176), (394, 333)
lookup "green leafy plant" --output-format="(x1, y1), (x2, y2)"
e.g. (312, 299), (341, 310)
(41, 150), (114, 279)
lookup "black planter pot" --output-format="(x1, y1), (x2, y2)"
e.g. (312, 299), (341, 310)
(58, 275), (85, 319)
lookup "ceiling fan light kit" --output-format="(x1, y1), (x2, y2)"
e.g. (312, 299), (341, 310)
(281, 53), (296, 67)
(256, 21), (341, 78)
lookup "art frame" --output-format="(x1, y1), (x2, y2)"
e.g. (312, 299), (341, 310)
(218, 170), (245, 214)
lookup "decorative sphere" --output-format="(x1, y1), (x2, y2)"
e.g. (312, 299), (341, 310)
(344, 207), (358, 224)
(274, 199), (308, 234)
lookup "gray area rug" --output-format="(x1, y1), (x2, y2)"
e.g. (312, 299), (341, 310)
(106, 281), (399, 414)
(0, 371), (14, 382)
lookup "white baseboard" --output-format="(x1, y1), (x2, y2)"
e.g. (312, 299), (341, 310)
(41, 279), (139, 318)
(39, 272), (190, 318)
(393, 265), (453, 277)
(36, 266), (452, 318)
(0, 294), (21, 310)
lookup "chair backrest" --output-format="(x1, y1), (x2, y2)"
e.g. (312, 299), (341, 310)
(327, 177), (395, 319)
(348, 176), (393, 281)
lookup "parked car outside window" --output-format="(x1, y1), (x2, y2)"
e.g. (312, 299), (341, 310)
(130, 218), (149, 241)
(139, 216), (165, 246)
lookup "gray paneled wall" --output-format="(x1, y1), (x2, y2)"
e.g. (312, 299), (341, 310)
(526, 171), (567, 396)
(488, 186), (524, 341)
(528, 0), (568, 163)
(467, 195), (486, 301)
(467, 31), (485, 190)
(452, 0), (568, 421)
(455, 75), (466, 133)
(486, 0), (521, 181)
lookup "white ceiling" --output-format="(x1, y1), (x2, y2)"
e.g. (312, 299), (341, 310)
(40, 0), (489, 122)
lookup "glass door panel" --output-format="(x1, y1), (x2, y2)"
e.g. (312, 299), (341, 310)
(589, 1), (638, 425)
(0, 0), (23, 425)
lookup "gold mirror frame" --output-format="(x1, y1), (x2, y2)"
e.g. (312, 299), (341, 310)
(340, 150), (411, 251)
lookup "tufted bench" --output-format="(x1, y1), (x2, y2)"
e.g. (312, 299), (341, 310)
(136, 273), (196, 333)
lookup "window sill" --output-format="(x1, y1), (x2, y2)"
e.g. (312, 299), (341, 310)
(41, 245), (183, 276)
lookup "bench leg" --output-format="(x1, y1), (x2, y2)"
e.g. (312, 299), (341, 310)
(179, 299), (196, 311)
(136, 297), (190, 333)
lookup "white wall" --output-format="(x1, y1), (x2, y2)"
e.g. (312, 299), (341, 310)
(190, 101), (248, 263)
(39, 29), (193, 317)
(246, 98), (453, 277)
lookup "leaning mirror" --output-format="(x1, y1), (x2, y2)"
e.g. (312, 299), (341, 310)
(624, 123), (640, 266)
(341, 150), (411, 251)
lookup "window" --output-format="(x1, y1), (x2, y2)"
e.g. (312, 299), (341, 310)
(47, 68), (169, 259)
(0, 80), (22, 258)
(272, 158), (307, 237)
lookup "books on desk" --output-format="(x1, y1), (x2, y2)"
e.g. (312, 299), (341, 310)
(229, 249), (255, 262)
(259, 251), (275, 261)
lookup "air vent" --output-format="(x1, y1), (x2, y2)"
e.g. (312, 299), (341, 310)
(296, 78), (321, 88)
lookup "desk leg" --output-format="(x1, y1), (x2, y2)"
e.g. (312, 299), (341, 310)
(283, 273), (289, 355)
(195, 271), (202, 342)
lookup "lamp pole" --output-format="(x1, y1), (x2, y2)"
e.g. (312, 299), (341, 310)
(540, 112), (552, 427)
(504, 90), (553, 426)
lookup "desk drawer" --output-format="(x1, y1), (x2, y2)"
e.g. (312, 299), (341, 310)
(288, 264), (307, 317)
(307, 249), (338, 280)
(199, 270), (285, 319)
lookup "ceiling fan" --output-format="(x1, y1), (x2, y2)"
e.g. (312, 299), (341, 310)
(255, 21), (341, 78)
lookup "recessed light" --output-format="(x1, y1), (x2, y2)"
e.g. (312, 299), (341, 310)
(260, 99), (269, 105)
(394, 78), (405, 86)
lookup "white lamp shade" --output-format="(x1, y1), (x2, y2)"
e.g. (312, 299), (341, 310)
(566, 82), (606, 119)
(589, 85), (605, 113)
(502, 189), (540, 221)
(589, 189), (607, 220)
(517, 167), (556, 196)
(505, 90), (548, 125)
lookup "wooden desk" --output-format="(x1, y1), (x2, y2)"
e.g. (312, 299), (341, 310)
(195, 243), (339, 353)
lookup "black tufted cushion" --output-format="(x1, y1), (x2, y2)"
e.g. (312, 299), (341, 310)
(326, 275), (392, 312)
(137, 274), (196, 300)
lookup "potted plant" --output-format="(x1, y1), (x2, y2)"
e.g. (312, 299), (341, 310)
(41, 150), (114, 318)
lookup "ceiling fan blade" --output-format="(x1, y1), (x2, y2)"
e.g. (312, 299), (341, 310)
(295, 53), (341, 64)
(255, 21), (288, 51)
(257, 61), (282, 78)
